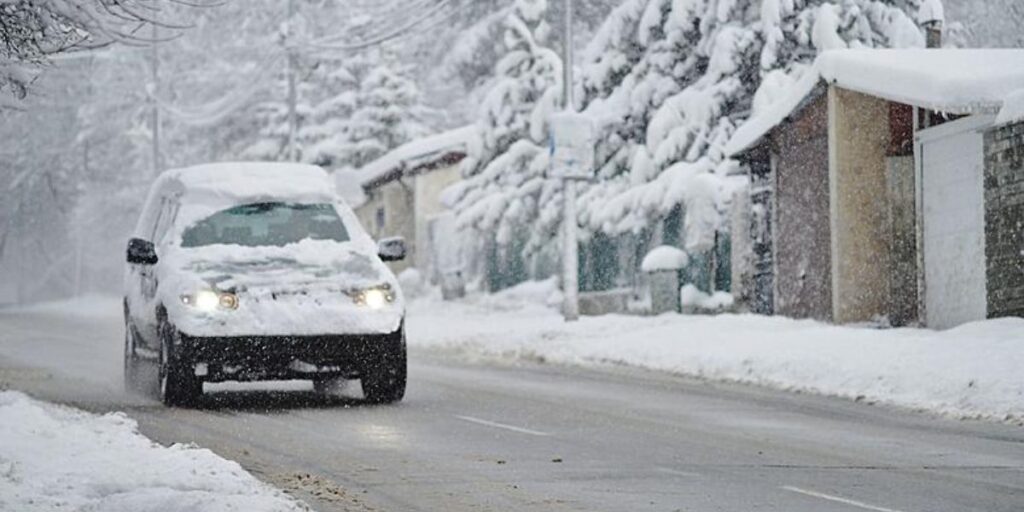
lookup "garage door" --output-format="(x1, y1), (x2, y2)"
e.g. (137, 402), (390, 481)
(918, 117), (990, 329)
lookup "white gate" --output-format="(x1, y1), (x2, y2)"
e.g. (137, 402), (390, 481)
(916, 115), (992, 329)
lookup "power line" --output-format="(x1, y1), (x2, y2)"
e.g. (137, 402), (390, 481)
(299, 0), (453, 53)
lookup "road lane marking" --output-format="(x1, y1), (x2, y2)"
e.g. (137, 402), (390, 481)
(454, 415), (551, 437)
(655, 467), (700, 477)
(782, 486), (907, 512)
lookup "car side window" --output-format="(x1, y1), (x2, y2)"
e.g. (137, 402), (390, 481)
(152, 198), (179, 246)
(148, 197), (166, 242)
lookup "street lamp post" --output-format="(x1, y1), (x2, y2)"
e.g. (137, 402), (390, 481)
(561, 0), (579, 322)
(149, 22), (162, 178)
(286, 0), (299, 162)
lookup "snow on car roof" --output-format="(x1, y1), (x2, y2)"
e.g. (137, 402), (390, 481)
(162, 162), (338, 205)
(727, 49), (1024, 156)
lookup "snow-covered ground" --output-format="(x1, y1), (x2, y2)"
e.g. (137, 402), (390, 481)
(407, 279), (1024, 424)
(0, 391), (307, 512)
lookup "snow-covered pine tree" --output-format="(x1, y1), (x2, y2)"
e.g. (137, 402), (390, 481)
(342, 61), (433, 169)
(446, 0), (563, 256)
(574, 0), (924, 255)
(450, 0), (929, 284)
(302, 56), (364, 168)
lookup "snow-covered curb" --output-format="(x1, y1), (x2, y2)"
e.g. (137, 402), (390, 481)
(0, 391), (307, 512)
(407, 281), (1024, 424)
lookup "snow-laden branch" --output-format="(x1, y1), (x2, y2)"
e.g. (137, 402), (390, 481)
(299, 0), (454, 53)
(0, 0), (215, 102)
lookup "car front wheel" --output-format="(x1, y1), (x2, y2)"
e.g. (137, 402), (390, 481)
(361, 326), (407, 404)
(158, 320), (202, 407)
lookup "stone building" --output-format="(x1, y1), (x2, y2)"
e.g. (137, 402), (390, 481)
(983, 115), (1024, 319)
(728, 49), (1024, 328)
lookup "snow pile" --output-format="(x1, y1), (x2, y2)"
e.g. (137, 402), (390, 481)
(473, 277), (564, 312)
(398, 267), (426, 298)
(680, 284), (734, 311)
(0, 391), (307, 512)
(408, 287), (1024, 423)
(640, 245), (689, 272)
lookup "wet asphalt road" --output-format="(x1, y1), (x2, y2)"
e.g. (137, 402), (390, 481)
(0, 305), (1022, 512)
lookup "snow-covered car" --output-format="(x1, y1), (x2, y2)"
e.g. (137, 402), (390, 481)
(123, 163), (407, 406)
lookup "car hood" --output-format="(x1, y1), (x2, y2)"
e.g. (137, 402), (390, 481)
(158, 239), (404, 337)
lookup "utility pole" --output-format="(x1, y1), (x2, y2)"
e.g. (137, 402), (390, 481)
(561, 0), (579, 322)
(286, 0), (300, 162)
(149, 22), (162, 178)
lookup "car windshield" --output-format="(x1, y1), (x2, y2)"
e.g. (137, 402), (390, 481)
(180, 202), (349, 248)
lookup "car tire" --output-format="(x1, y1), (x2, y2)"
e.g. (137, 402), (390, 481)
(361, 326), (407, 404)
(123, 320), (144, 394)
(158, 320), (202, 407)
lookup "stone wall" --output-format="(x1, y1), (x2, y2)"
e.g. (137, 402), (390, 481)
(771, 92), (832, 321)
(983, 121), (1024, 319)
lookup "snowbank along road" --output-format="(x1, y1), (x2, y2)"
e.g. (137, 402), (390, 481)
(0, 298), (1022, 512)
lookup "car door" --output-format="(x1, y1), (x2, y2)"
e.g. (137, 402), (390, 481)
(132, 196), (176, 350)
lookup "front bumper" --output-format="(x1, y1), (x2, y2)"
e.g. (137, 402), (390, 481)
(176, 328), (403, 382)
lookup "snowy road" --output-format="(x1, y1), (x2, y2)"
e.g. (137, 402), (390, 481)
(1, 301), (1023, 512)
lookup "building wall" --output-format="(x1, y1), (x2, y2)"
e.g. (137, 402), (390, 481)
(885, 156), (919, 326)
(828, 87), (893, 323)
(771, 92), (832, 321)
(356, 179), (416, 274)
(413, 163), (462, 277)
(746, 145), (775, 315)
(983, 121), (1024, 318)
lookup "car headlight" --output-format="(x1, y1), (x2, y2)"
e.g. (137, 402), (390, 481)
(181, 289), (239, 311)
(350, 286), (394, 309)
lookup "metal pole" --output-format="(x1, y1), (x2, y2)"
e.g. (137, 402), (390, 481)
(286, 0), (299, 162)
(150, 22), (161, 178)
(561, 0), (579, 321)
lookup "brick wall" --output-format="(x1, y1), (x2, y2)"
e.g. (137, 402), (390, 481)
(983, 122), (1024, 319)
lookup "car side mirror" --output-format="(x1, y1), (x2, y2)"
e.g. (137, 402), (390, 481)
(126, 238), (158, 265)
(377, 237), (407, 262)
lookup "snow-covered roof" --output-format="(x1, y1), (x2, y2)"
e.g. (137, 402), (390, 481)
(161, 162), (337, 205)
(995, 89), (1024, 127)
(917, 0), (945, 25)
(359, 126), (475, 189)
(727, 49), (1024, 156)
